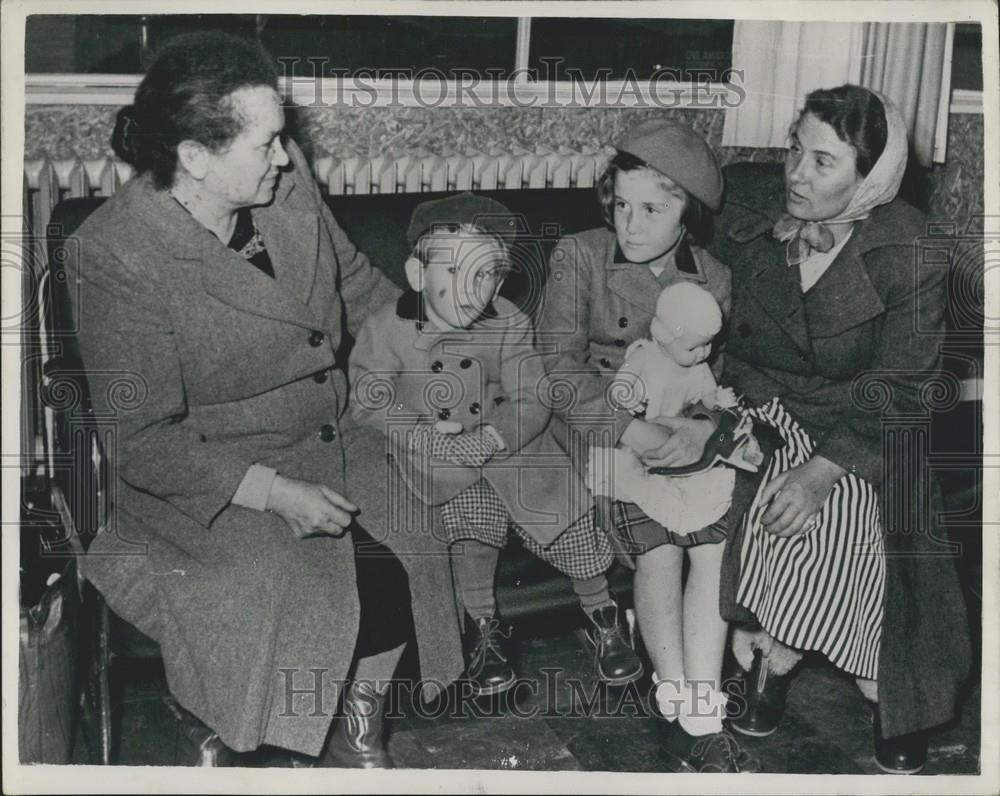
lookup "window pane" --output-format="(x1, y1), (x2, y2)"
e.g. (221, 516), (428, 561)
(25, 14), (518, 77)
(25, 15), (258, 73)
(951, 23), (983, 91)
(261, 15), (517, 77)
(528, 18), (735, 81)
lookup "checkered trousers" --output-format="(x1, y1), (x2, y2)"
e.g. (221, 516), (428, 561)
(439, 479), (613, 580)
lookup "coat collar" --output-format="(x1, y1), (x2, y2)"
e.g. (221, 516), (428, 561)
(745, 216), (887, 351)
(128, 170), (320, 330)
(611, 235), (702, 278)
(743, 233), (810, 353)
(605, 233), (708, 314)
(802, 220), (886, 335)
(395, 289), (500, 350)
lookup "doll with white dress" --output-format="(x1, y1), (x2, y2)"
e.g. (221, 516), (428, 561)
(588, 281), (738, 533)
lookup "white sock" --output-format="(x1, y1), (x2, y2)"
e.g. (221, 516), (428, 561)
(677, 681), (727, 737)
(651, 671), (686, 722)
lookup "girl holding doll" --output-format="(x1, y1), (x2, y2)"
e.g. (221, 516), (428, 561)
(539, 119), (758, 773)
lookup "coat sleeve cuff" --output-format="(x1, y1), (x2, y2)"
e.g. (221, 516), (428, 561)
(480, 424), (507, 451)
(231, 464), (279, 512)
(813, 431), (881, 486)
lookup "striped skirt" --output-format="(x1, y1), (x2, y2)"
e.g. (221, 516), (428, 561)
(736, 398), (885, 679)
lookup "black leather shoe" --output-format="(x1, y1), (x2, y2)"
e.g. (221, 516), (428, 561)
(585, 602), (643, 685)
(871, 702), (927, 774)
(163, 695), (236, 766)
(661, 720), (762, 773)
(729, 648), (797, 737)
(463, 615), (516, 697)
(328, 679), (393, 769)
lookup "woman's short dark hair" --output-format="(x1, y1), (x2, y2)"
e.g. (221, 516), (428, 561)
(596, 151), (712, 245)
(111, 31), (279, 189)
(799, 85), (888, 177)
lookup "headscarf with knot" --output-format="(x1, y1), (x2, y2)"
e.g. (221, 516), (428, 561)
(772, 89), (909, 267)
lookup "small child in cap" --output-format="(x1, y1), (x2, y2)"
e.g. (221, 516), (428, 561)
(350, 192), (641, 697)
(538, 120), (759, 772)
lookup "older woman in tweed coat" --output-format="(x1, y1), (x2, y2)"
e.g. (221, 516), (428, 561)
(67, 32), (463, 766)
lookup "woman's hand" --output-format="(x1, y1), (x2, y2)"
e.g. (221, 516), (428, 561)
(760, 456), (847, 538)
(265, 474), (358, 539)
(638, 416), (715, 468)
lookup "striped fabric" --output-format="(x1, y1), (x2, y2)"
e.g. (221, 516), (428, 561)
(735, 398), (885, 679)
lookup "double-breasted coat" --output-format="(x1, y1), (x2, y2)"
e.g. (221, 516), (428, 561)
(67, 143), (464, 755)
(537, 227), (732, 454)
(350, 292), (591, 545)
(710, 191), (972, 738)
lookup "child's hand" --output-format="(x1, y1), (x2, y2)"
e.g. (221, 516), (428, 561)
(407, 424), (498, 467)
(434, 420), (464, 434)
(639, 416), (714, 468)
(714, 387), (739, 409)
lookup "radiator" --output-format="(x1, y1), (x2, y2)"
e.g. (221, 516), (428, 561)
(23, 147), (611, 236)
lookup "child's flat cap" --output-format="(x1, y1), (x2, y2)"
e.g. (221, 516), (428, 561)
(407, 192), (519, 249)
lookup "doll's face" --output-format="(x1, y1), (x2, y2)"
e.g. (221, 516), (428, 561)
(406, 229), (507, 330)
(613, 168), (687, 264)
(656, 327), (714, 367)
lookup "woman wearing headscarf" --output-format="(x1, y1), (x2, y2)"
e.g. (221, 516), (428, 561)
(707, 85), (971, 774)
(67, 31), (463, 766)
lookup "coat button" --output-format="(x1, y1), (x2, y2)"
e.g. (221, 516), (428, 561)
(318, 423), (337, 442)
(313, 369), (328, 384)
(469, 402), (481, 415)
(599, 357), (612, 368)
(618, 317), (628, 328)
(431, 361), (444, 373)
(308, 330), (325, 347)
(438, 408), (451, 420)
(460, 358), (473, 369)
(615, 339), (626, 347)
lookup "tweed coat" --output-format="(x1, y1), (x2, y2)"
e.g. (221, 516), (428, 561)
(350, 291), (591, 545)
(711, 193), (971, 738)
(537, 226), (732, 454)
(67, 142), (464, 756)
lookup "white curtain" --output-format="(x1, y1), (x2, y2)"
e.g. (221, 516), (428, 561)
(722, 21), (864, 149)
(723, 21), (953, 165)
(860, 23), (953, 166)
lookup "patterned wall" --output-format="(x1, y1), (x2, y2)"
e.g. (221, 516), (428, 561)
(24, 103), (984, 224)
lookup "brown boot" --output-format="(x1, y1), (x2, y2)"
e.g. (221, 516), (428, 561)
(328, 679), (393, 769)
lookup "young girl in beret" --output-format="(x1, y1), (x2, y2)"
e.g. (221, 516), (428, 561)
(539, 120), (759, 772)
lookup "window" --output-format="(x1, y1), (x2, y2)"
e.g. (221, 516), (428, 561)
(527, 18), (734, 82)
(26, 14), (517, 77)
(24, 14), (730, 83)
(951, 22), (983, 92)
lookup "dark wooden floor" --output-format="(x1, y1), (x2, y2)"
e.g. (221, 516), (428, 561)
(71, 622), (981, 776)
